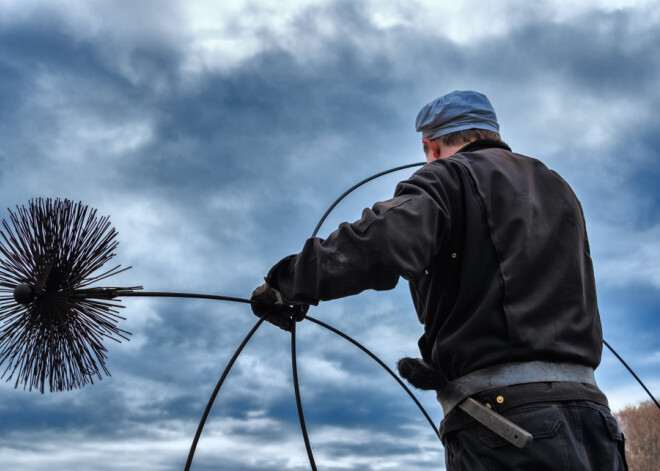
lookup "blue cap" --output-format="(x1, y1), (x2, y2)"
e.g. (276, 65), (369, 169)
(415, 90), (499, 140)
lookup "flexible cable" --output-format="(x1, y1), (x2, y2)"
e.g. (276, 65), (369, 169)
(288, 160), (429, 469)
(311, 162), (425, 238)
(122, 292), (252, 305)
(93, 164), (431, 469)
(603, 339), (660, 411)
(184, 317), (265, 471)
(120, 290), (443, 468)
(291, 322), (317, 470)
(122, 291), (263, 470)
(306, 316), (441, 440)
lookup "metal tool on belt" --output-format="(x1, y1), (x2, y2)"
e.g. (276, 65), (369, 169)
(442, 383), (533, 448)
(435, 361), (598, 448)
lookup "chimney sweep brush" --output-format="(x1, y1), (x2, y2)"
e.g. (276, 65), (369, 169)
(0, 198), (140, 393)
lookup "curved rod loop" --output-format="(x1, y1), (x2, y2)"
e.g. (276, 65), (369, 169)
(311, 162), (425, 238)
(125, 290), (442, 466)
(306, 316), (441, 441)
(603, 340), (660, 412)
(288, 160), (427, 468)
(291, 323), (317, 470)
(184, 316), (266, 471)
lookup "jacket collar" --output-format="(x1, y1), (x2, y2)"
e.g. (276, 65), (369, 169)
(458, 139), (511, 153)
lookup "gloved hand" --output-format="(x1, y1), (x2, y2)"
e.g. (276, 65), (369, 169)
(397, 357), (447, 390)
(250, 283), (308, 332)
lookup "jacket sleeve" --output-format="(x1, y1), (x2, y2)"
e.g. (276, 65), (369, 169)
(268, 167), (452, 305)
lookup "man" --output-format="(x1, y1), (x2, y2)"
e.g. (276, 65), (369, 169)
(251, 90), (627, 470)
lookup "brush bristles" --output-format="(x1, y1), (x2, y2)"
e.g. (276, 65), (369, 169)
(0, 198), (139, 393)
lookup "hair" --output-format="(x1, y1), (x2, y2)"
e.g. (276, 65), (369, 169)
(437, 128), (503, 147)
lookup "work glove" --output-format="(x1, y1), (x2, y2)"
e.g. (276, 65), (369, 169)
(250, 283), (308, 332)
(397, 357), (447, 390)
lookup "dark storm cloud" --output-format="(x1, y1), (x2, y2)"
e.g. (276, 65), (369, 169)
(127, 48), (414, 198)
(466, 11), (658, 93)
(0, 20), (174, 133)
(126, 4), (660, 229)
(6, 3), (657, 221)
(0, 58), (27, 147)
(620, 110), (660, 229)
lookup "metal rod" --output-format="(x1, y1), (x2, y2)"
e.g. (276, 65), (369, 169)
(306, 316), (441, 441)
(184, 317), (266, 471)
(291, 322), (317, 470)
(121, 291), (251, 305)
(311, 162), (424, 238)
(603, 339), (660, 411)
(287, 161), (429, 469)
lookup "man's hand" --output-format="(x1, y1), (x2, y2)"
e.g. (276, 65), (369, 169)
(250, 283), (308, 331)
(397, 357), (447, 390)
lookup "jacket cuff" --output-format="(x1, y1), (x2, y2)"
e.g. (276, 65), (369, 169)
(265, 255), (297, 301)
(265, 254), (319, 306)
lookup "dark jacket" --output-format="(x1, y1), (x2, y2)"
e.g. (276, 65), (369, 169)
(269, 140), (603, 382)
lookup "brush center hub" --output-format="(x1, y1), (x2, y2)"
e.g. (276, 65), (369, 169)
(13, 283), (35, 305)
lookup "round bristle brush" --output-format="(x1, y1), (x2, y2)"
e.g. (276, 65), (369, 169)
(0, 198), (140, 393)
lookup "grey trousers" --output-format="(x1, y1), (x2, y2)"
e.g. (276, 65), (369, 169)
(441, 400), (628, 471)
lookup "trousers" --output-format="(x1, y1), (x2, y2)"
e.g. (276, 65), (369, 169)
(441, 400), (628, 471)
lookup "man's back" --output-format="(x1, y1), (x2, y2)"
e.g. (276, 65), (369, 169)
(410, 141), (602, 380)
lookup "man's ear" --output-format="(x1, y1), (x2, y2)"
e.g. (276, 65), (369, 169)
(422, 138), (440, 160)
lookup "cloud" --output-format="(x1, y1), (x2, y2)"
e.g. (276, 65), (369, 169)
(0, 427), (191, 471)
(591, 222), (660, 289)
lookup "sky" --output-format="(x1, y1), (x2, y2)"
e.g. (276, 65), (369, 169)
(0, 0), (659, 469)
